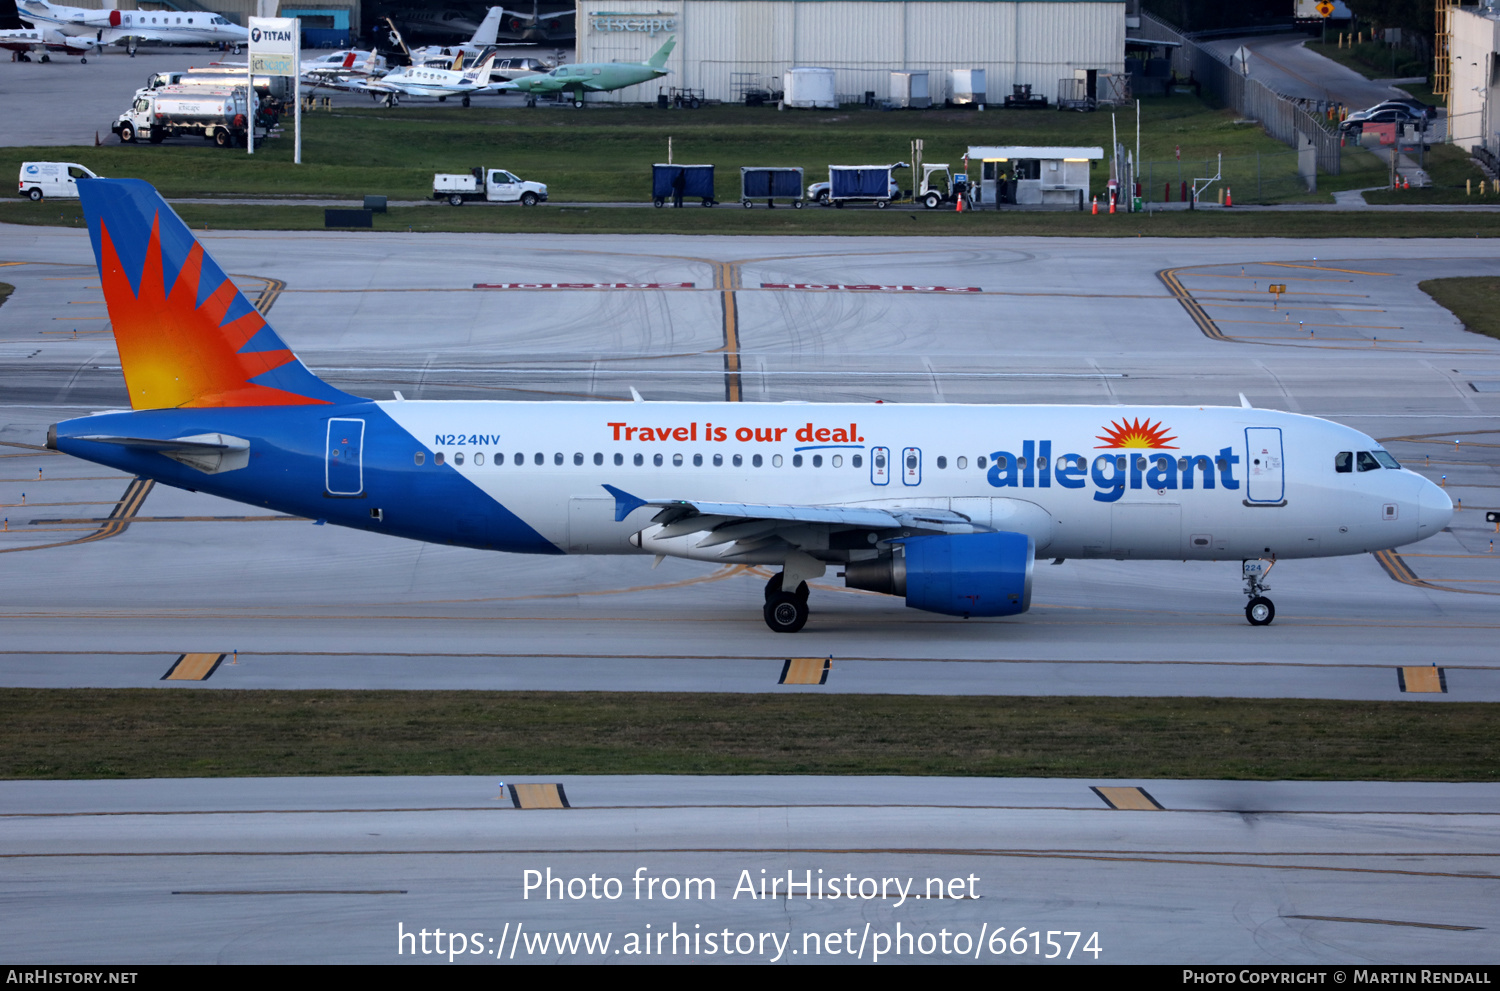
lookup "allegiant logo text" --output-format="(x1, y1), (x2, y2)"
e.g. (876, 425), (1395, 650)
(988, 440), (1240, 503)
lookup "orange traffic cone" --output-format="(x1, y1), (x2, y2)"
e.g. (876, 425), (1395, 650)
(1226, 187), (1233, 207)
(955, 193), (964, 213)
(1402, 175), (1410, 190)
(1091, 196), (1098, 215)
(1108, 195), (1115, 214)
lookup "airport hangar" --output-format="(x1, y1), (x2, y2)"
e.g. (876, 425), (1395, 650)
(574, 0), (1126, 106)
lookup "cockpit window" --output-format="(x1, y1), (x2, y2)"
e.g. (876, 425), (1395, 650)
(1356, 451), (1381, 472)
(1371, 449), (1400, 469)
(1334, 451), (1352, 473)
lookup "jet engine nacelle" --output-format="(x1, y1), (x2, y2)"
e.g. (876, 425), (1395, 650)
(844, 531), (1034, 617)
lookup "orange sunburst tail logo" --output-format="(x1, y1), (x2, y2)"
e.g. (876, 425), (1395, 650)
(81, 178), (356, 410)
(1095, 417), (1178, 449)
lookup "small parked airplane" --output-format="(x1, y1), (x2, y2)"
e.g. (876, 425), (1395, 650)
(18, 0), (249, 51)
(498, 35), (673, 107)
(51, 178), (1455, 634)
(355, 50), (501, 106)
(0, 0), (89, 60)
(300, 49), (388, 85)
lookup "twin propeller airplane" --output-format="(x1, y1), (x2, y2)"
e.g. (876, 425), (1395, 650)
(49, 180), (1452, 632)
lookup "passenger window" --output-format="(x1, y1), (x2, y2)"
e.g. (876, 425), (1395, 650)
(594, 452), (603, 466)
(414, 451), (425, 465)
(534, 452), (543, 465)
(435, 452), (445, 466)
(653, 454), (663, 467)
(673, 453), (683, 466)
(1335, 451), (1352, 473)
(613, 453), (622, 466)
(936, 456), (947, 469)
(573, 452), (583, 466)
(792, 454), (803, 467)
(995, 455), (1008, 469)
(692, 453), (702, 467)
(773, 455), (783, 467)
(513, 452), (523, 466)
(1356, 451), (1381, 472)
(957, 456), (967, 469)
(496, 452), (505, 465)
(752, 454), (763, 467)
(976, 455), (986, 469)
(832, 455), (842, 467)
(852, 454), (862, 468)
(713, 454), (723, 466)
(453, 453), (465, 465)
(812, 454), (822, 467)
(554, 453), (563, 466)
(474, 452), (484, 466)
(633, 453), (643, 466)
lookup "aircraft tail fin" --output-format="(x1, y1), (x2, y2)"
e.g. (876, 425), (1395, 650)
(78, 178), (359, 410)
(471, 5), (503, 45)
(645, 35), (675, 69)
(0, 0), (26, 30)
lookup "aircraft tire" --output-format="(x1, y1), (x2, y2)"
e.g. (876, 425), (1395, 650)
(461, 95), (470, 107)
(1245, 596), (1275, 626)
(27, 188), (42, 201)
(573, 98), (583, 108)
(40, 54), (49, 63)
(763, 592), (809, 633)
(764, 574), (809, 603)
(438, 96), (446, 102)
(80, 57), (86, 64)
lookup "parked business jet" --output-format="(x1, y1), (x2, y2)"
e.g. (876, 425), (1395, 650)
(0, 0), (90, 59)
(497, 35), (673, 107)
(354, 50), (500, 106)
(20, 0), (248, 50)
(51, 179), (1453, 632)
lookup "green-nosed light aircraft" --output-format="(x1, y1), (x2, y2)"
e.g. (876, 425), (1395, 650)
(497, 35), (673, 107)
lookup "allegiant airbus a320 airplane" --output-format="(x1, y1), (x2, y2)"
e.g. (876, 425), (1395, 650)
(48, 180), (1454, 632)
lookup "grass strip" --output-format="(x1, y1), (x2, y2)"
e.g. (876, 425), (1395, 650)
(2, 689), (1495, 781)
(6, 200), (1500, 238)
(1419, 276), (1500, 341)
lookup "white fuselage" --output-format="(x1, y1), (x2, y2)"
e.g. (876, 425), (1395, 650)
(377, 401), (1450, 563)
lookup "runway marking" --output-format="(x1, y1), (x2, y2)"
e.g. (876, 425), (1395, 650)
(779, 657), (832, 685)
(715, 261), (742, 402)
(1158, 267), (1230, 341)
(236, 275), (285, 315)
(172, 889), (406, 895)
(509, 783), (570, 810)
(1182, 274), (1355, 283)
(1374, 549), (1500, 597)
(1283, 915), (1480, 931)
(473, 282), (696, 290)
(0, 477), (153, 555)
(1, 649), (1498, 670)
(1217, 320), (1403, 330)
(759, 283), (981, 293)
(1263, 262), (1395, 277)
(10, 848), (1500, 881)
(1091, 787), (1164, 811)
(1398, 666), (1448, 694)
(162, 653), (226, 681)
(28, 515), (304, 524)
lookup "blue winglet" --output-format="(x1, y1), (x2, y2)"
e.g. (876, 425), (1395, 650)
(602, 484), (647, 522)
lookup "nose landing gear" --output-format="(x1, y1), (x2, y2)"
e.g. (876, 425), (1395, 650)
(1242, 559), (1276, 626)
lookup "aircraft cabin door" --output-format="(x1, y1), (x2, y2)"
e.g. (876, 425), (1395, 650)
(1244, 427), (1285, 504)
(326, 418), (365, 496)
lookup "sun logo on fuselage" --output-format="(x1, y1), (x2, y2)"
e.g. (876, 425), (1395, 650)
(1095, 417), (1178, 449)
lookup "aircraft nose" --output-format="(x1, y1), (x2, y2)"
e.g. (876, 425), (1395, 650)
(1416, 476), (1453, 536)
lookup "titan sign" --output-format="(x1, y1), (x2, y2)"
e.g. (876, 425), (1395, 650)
(588, 11), (677, 35)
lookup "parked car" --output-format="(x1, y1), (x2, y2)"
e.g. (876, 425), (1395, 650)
(1339, 105), (1425, 134)
(1370, 98), (1438, 120)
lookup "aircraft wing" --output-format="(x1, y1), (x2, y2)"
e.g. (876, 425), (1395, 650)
(603, 484), (978, 559)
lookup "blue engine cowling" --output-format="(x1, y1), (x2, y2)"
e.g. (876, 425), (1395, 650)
(900, 531), (1035, 617)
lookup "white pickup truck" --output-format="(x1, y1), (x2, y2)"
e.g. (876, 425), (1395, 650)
(433, 168), (547, 206)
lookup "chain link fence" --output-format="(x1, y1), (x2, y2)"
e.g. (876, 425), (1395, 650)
(1138, 13), (1341, 176)
(1139, 151), (1314, 204)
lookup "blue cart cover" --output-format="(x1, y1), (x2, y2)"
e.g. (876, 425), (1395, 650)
(740, 167), (804, 198)
(830, 166), (891, 198)
(653, 164), (716, 199)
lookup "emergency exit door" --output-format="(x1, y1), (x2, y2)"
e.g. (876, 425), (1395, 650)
(326, 418), (365, 496)
(1245, 427), (1284, 504)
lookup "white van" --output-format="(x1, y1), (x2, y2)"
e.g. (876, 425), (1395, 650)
(18, 162), (100, 202)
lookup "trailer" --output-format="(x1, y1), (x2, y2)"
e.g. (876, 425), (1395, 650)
(739, 167), (803, 208)
(652, 164), (716, 207)
(826, 164), (899, 208)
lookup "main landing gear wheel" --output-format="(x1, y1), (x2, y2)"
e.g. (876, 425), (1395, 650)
(573, 97), (584, 108)
(763, 573), (809, 603)
(461, 95), (470, 107)
(764, 592), (809, 633)
(1245, 597), (1275, 626)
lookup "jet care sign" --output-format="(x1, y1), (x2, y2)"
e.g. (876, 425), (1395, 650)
(249, 16), (299, 77)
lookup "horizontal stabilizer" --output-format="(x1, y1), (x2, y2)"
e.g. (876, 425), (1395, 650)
(75, 432), (250, 473)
